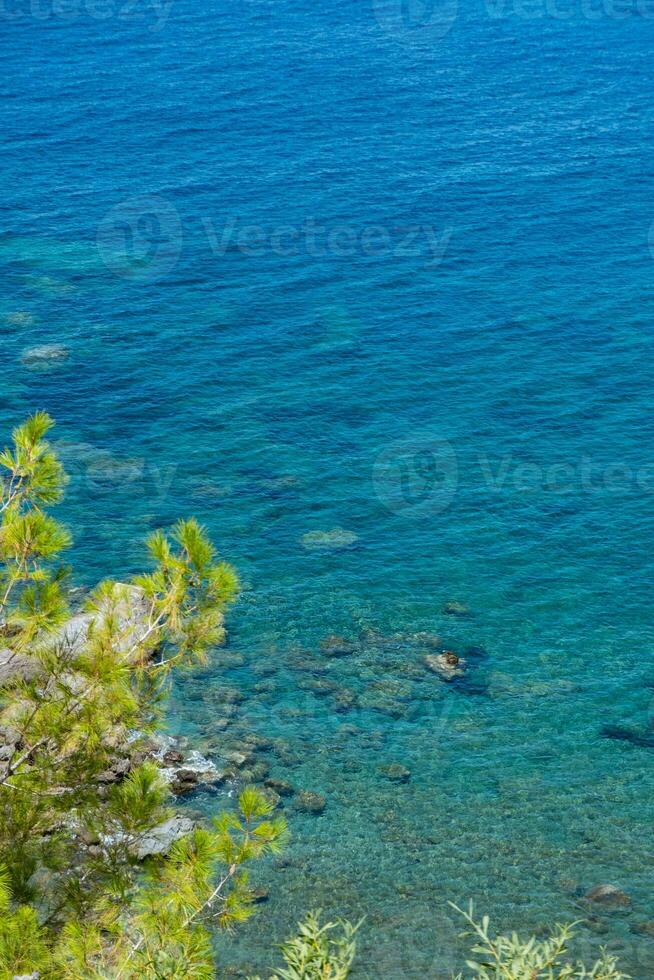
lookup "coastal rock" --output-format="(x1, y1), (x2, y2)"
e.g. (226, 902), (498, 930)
(583, 884), (631, 909)
(144, 734), (226, 794)
(131, 814), (195, 860)
(379, 763), (411, 784)
(300, 528), (358, 551)
(424, 652), (467, 681)
(442, 601), (470, 617)
(293, 790), (326, 814)
(0, 647), (40, 687)
(97, 755), (131, 784)
(320, 634), (356, 657)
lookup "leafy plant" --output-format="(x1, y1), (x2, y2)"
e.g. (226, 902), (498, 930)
(252, 911), (361, 980)
(451, 903), (628, 980)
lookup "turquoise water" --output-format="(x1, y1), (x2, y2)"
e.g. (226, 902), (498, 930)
(3, 2), (654, 975)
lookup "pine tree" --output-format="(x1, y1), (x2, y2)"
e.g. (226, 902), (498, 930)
(0, 414), (287, 977)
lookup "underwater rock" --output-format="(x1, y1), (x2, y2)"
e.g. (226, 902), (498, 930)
(386, 660), (426, 681)
(424, 651), (467, 681)
(265, 777), (295, 797)
(270, 738), (304, 768)
(359, 690), (410, 719)
(223, 746), (254, 767)
(247, 761), (270, 782)
(601, 724), (654, 749)
(201, 684), (244, 707)
(20, 344), (70, 370)
(259, 786), (281, 808)
(631, 921), (654, 938)
(251, 662), (278, 677)
(584, 884), (631, 909)
(442, 601), (470, 617)
(298, 677), (339, 696)
(250, 887), (270, 903)
(333, 686), (358, 712)
(5, 310), (35, 326)
(293, 790), (326, 814)
(412, 632), (444, 649)
(379, 763), (411, 784)
(321, 634), (357, 657)
(300, 528), (358, 551)
(254, 678), (277, 694)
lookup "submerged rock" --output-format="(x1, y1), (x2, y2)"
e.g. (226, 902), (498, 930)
(424, 651), (467, 681)
(298, 677), (339, 696)
(412, 632), (444, 649)
(294, 790), (326, 814)
(265, 777), (295, 797)
(442, 600), (470, 617)
(20, 344), (70, 370)
(379, 763), (411, 784)
(300, 528), (358, 551)
(250, 887), (270, 903)
(5, 310), (35, 326)
(321, 634), (356, 657)
(601, 725), (654, 749)
(631, 921), (654, 938)
(333, 686), (358, 712)
(583, 884), (631, 909)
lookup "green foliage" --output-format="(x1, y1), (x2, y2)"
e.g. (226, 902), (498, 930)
(252, 912), (360, 980)
(451, 903), (628, 980)
(0, 414), (287, 977)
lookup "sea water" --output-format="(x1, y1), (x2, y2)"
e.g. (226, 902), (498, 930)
(2, 1), (654, 975)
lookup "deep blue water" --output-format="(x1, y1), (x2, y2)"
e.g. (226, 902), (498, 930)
(3, 1), (654, 975)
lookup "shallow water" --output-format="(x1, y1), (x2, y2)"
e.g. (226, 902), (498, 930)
(2, 1), (654, 975)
